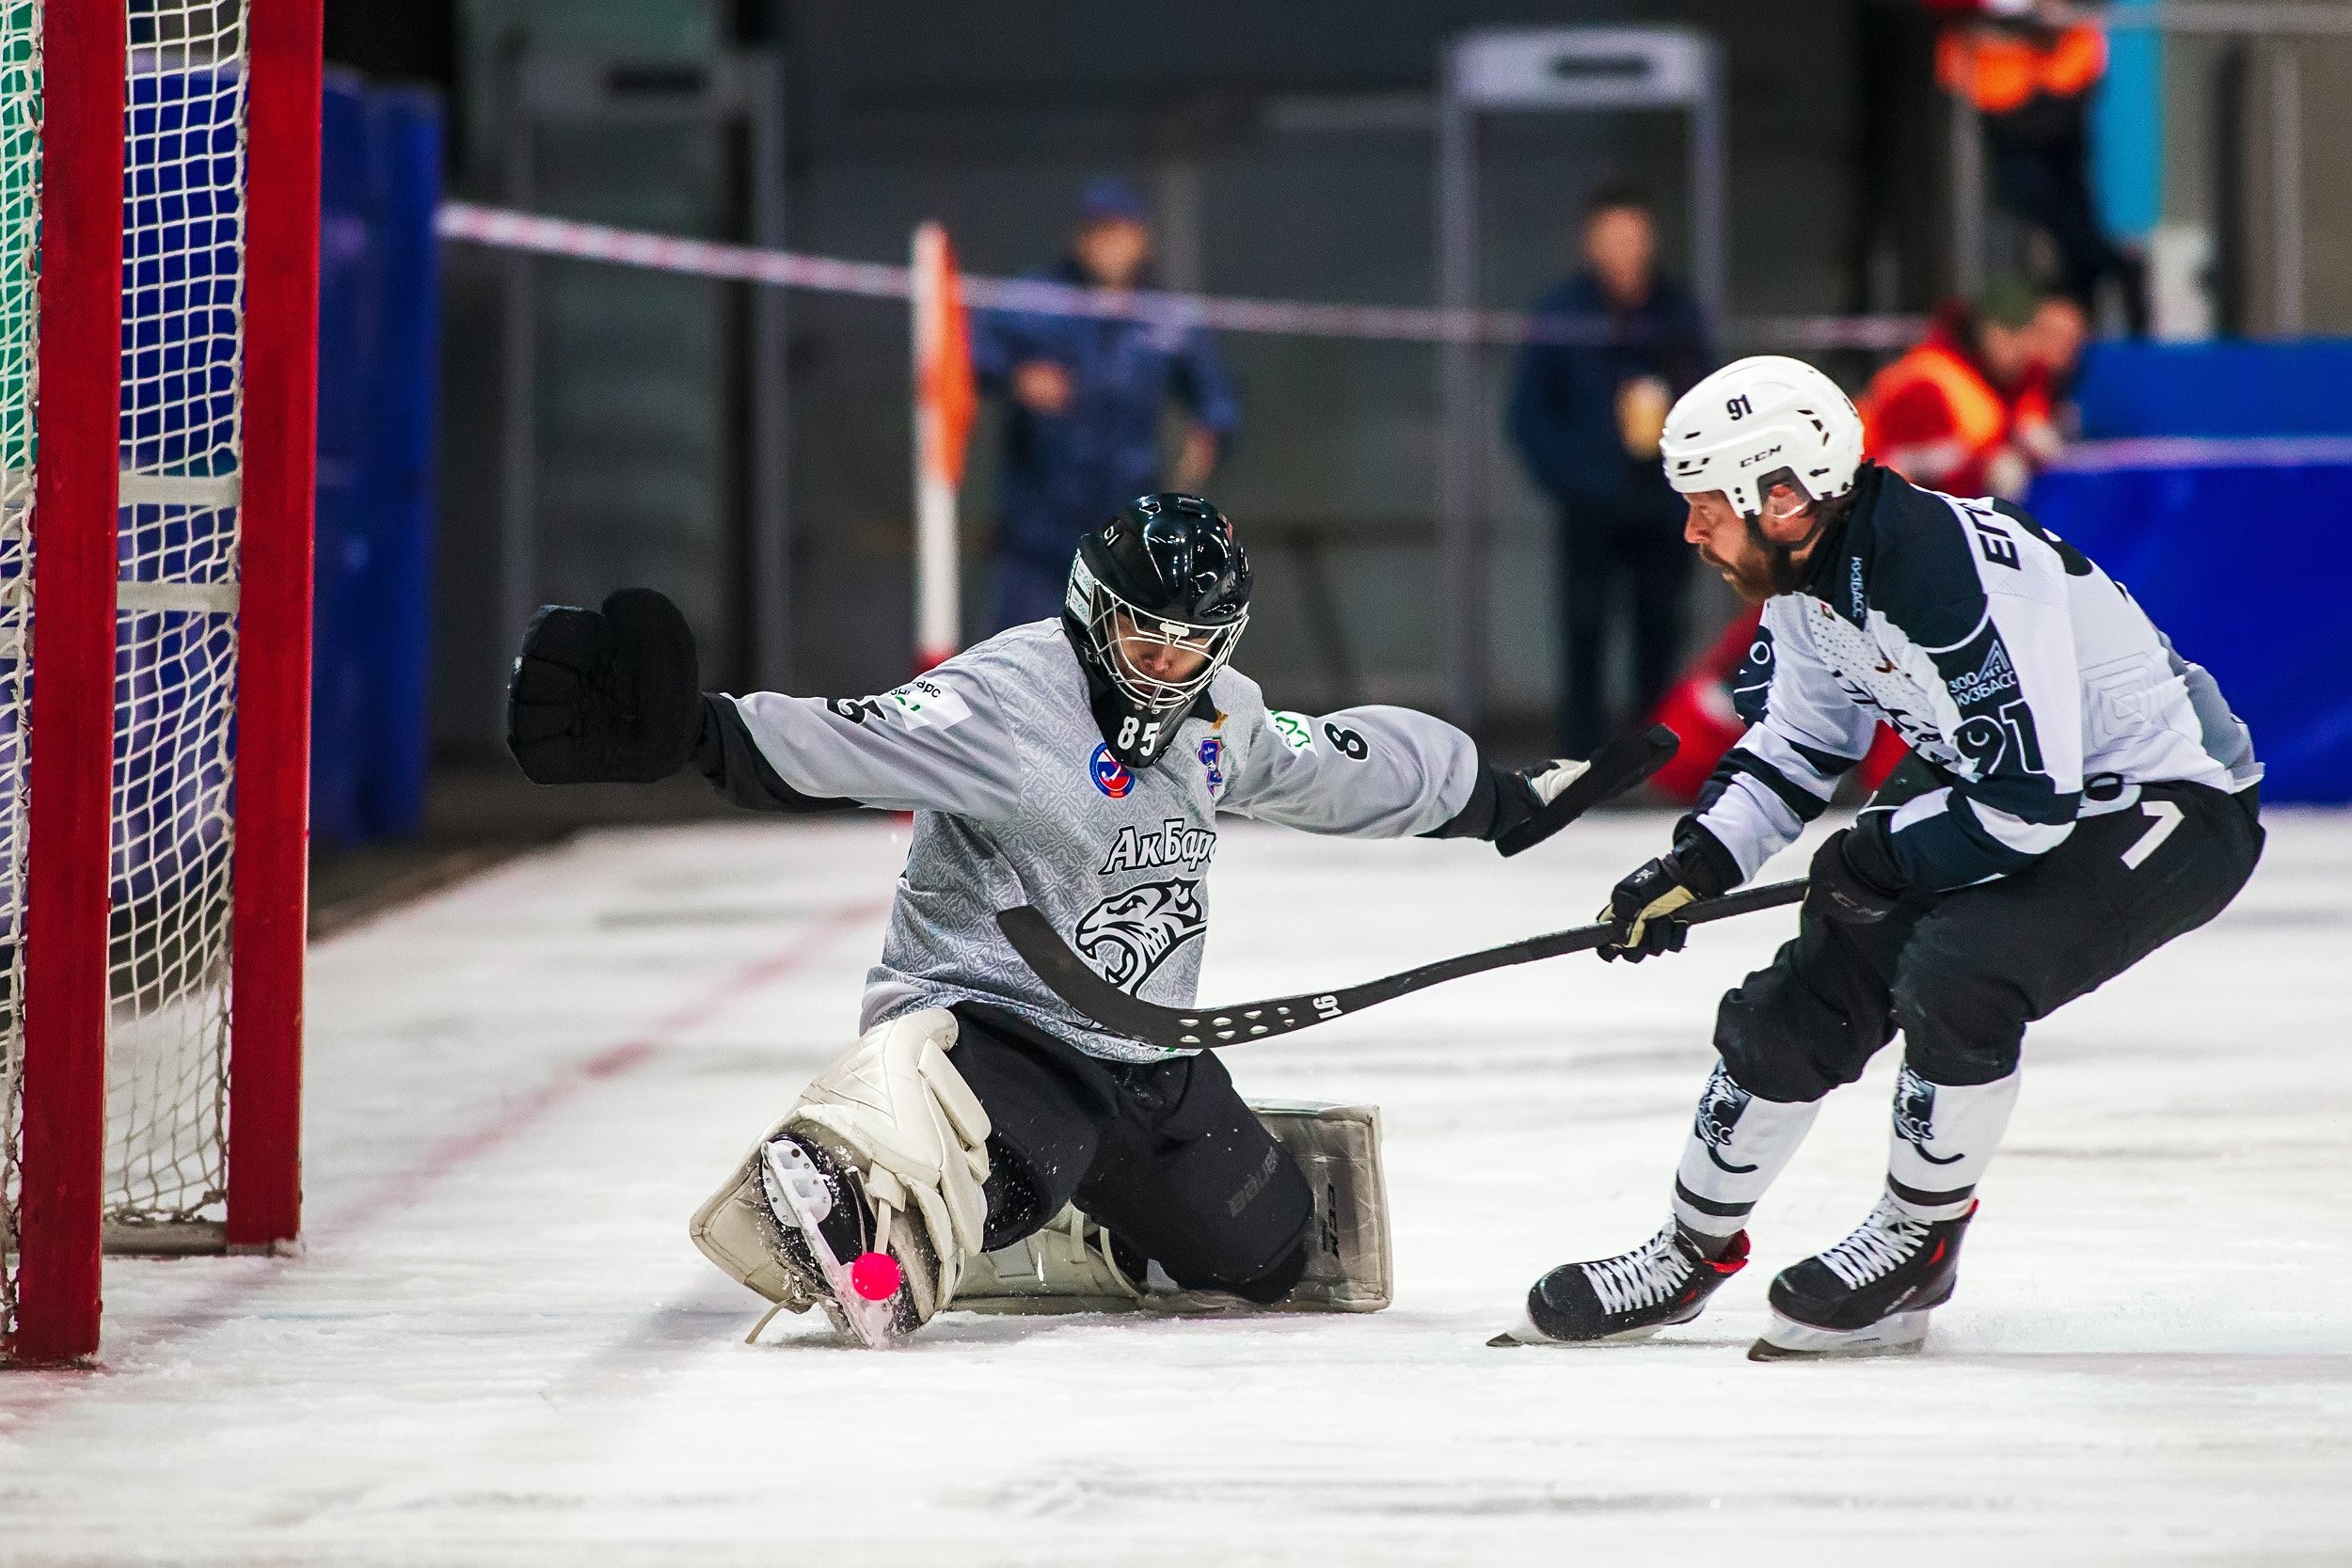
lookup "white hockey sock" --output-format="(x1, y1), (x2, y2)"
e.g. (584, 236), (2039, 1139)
(1885, 1064), (2021, 1222)
(1670, 1062), (1822, 1240)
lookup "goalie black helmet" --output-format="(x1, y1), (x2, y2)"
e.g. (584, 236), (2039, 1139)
(1063, 493), (1252, 770)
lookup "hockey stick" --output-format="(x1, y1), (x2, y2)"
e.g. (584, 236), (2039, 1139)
(1495, 724), (1680, 858)
(995, 878), (1809, 1050)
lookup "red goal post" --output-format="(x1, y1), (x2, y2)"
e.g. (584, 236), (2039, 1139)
(2, 0), (318, 1368)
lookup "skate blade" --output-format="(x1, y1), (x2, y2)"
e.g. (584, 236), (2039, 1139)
(1747, 1308), (1932, 1362)
(765, 1161), (905, 1351)
(1485, 1305), (1679, 1349)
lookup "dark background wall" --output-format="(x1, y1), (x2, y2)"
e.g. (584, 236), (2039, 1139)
(330, 0), (1957, 758)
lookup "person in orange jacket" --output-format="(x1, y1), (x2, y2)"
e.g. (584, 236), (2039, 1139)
(1931, 0), (2145, 329)
(1858, 281), (2068, 502)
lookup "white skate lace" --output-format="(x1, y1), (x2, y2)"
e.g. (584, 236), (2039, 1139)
(1581, 1224), (1693, 1316)
(1817, 1195), (1932, 1291)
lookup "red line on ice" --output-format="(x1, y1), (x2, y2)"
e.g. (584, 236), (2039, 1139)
(315, 898), (884, 1243)
(0, 895), (887, 1414)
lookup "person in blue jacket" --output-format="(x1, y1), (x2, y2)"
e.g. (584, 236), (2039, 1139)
(972, 177), (1242, 633)
(1508, 183), (1713, 757)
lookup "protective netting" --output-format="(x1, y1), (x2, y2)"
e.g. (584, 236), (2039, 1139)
(0, 0), (39, 1342)
(105, 0), (246, 1240)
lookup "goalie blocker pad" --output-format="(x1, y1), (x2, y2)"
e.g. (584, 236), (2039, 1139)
(953, 1101), (1392, 1315)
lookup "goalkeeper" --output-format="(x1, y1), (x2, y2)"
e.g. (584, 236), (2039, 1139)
(506, 494), (1657, 1347)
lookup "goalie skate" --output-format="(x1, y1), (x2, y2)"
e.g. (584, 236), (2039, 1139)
(759, 1135), (916, 1350)
(687, 1126), (920, 1350)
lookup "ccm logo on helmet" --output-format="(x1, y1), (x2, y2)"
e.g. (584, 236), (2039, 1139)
(1739, 443), (1787, 469)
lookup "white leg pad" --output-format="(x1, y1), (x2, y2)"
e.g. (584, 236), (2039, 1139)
(783, 1008), (993, 1308)
(953, 1206), (1148, 1314)
(1256, 1100), (1392, 1312)
(946, 1100), (1393, 1317)
(686, 1113), (820, 1312)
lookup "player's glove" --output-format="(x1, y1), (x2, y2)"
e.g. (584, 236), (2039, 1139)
(1425, 727), (1680, 856)
(1804, 813), (1909, 927)
(506, 587), (702, 784)
(1597, 820), (1740, 962)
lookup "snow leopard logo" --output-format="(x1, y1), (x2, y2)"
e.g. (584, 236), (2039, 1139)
(1892, 1065), (1963, 1165)
(1074, 878), (1207, 992)
(1693, 1063), (1758, 1174)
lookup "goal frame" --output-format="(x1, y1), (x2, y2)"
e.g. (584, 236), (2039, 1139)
(8, 0), (319, 1369)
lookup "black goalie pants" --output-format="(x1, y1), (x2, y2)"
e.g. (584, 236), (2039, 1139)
(1716, 781), (2265, 1103)
(946, 1003), (1314, 1302)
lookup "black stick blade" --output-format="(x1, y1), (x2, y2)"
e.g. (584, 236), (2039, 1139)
(994, 878), (1807, 1053)
(1496, 725), (1681, 858)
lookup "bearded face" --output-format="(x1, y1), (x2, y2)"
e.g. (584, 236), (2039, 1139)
(1685, 487), (1825, 604)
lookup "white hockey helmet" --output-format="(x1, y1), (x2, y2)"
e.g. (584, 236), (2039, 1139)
(1659, 355), (1864, 519)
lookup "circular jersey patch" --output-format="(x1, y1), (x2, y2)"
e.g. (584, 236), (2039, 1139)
(1089, 742), (1133, 799)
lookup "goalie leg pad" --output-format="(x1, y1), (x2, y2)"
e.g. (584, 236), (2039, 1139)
(783, 1008), (992, 1313)
(688, 1009), (993, 1334)
(945, 1101), (1391, 1317)
(951, 1205), (1148, 1314)
(1243, 1100), (1392, 1312)
(687, 1113), (821, 1314)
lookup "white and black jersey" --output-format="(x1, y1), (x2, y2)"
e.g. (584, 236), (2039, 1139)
(1699, 463), (2261, 892)
(700, 621), (1481, 1062)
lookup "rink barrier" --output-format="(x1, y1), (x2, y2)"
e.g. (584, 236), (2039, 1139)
(436, 201), (1924, 352)
(2045, 435), (2352, 471)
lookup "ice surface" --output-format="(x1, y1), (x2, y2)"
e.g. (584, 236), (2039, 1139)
(4, 810), (2348, 1564)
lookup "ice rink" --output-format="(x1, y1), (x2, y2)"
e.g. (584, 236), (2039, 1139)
(5, 807), (2348, 1565)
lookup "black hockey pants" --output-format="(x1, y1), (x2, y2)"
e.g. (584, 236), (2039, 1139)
(1716, 781), (2264, 1103)
(947, 1004), (1313, 1302)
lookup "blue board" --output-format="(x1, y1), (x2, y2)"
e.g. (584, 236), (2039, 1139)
(2028, 445), (2352, 804)
(312, 73), (443, 847)
(2074, 340), (2352, 440)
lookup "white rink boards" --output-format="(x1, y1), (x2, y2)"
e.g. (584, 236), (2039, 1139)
(3, 809), (2347, 1565)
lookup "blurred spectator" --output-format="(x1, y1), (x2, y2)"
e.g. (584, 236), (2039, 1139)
(1859, 279), (2083, 502)
(970, 176), (1241, 633)
(1507, 183), (1712, 759)
(2025, 291), (2090, 421)
(1931, 0), (2146, 331)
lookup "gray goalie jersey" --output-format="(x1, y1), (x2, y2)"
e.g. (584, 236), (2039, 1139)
(713, 621), (1480, 1062)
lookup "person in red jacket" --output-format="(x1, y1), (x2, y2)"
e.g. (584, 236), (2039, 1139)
(1860, 282), (2062, 502)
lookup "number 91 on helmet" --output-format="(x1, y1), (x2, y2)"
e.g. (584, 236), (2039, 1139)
(1659, 355), (1864, 522)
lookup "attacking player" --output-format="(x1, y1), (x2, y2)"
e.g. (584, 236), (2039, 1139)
(508, 495), (1645, 1346)
(1501, 356), (2264, 1359)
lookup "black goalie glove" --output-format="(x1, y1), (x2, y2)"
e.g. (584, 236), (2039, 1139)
(1597, 820), (1741, 963)
(506, 588), (701, 784)
(1492, 726), (1679, 858)
(1425, 727), (1680, 856)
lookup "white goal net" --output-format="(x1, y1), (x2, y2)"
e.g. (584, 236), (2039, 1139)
(3, 0), (258, 1352)
(106, 0), (248, 1245)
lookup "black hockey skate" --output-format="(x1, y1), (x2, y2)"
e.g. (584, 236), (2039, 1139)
(1748, 1195), (1976, 1361)
(1490, 1222), (1748, 1347)
(759, 1132), (921, 1349)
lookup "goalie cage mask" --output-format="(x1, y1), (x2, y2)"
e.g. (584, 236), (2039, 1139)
(1063, 494), (1252, 771)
